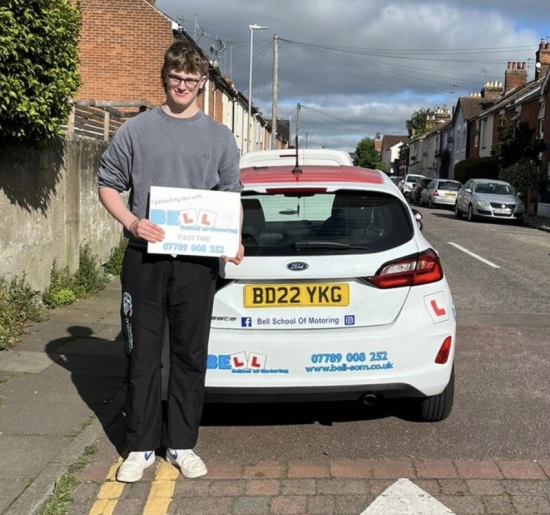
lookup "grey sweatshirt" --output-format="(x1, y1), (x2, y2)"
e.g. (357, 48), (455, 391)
(98, 107), (242, 242)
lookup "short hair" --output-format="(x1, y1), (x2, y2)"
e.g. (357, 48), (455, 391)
(160, 41), (209, 92)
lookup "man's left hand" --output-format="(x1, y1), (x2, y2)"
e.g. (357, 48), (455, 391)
(222, 243), (245, 265)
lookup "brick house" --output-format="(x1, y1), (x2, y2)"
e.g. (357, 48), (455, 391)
(72, 0), (280, 151)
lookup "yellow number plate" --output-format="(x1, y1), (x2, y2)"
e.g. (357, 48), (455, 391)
(243, 283), (350, 308)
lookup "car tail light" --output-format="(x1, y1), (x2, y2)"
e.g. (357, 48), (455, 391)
(366, 249), (443, 289)
(435, 336), (452, 364)
(433, 190), (439, 196)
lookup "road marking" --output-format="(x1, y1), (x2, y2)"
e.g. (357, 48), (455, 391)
(448, 242), (500, 268)
(142, 460), (178, 515)
(361, 478), (455, 514)
(88, 460), (124, 515)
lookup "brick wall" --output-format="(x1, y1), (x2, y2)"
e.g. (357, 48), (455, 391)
(75, 0), (174, 105)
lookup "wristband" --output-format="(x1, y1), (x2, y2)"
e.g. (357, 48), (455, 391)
(128, 219), (139, 234)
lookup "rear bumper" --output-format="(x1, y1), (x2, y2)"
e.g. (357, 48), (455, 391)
(205, 382), (426, 403)
(433, 196), (456, 206)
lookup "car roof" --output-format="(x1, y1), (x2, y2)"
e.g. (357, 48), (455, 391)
(472, 178), (509, 184)
(239, 149), (354, 168)
(241, 165), (388, 188)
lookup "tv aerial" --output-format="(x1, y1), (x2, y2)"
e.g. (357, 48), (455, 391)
(210, 39), (225, 56)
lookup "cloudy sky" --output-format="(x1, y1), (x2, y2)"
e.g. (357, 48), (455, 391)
(156, 0), (547, 151)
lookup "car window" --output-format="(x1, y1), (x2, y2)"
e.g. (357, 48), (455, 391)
(428, 180), (436, 188)
(406, 176), (420, 183)
(474, 182), (515, 195)
(241, 190), (414, 256)
(437, 181), (461, 191)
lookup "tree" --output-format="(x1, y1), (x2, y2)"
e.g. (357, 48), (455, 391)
(499, 158), (544, 196)
(493, 119), (546, 169)
(354, 137), (383, 169)
(406, 108), (435, 137)
(0, 1), (81, 148)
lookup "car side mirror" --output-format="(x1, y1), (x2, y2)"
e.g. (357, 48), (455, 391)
(411, 208), (423, 231)
(517, 192), (522, 197)
(465, 188), (472, 194)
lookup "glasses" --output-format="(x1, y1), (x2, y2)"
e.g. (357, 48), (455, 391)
(167, 74), (204, 89)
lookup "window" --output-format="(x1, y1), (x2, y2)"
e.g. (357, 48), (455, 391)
(241, 191), (414, 257)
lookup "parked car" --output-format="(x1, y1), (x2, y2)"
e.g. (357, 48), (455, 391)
(455, 178), (525, 223)
(163, 165), (456, 421)
(399, 173), (425, 201)
(420, 179), (462, 208)
(239, 149), (354, 168)
(412, 178), (432, 205)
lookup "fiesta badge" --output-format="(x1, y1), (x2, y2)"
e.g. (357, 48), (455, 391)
(287, 261), (309, 271)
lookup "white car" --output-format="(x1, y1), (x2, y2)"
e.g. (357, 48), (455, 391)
(203, 164), (457, 421)
(162, 165), (456, 421)
(400, 173), (425, 200)
(239, 148), (354, 168)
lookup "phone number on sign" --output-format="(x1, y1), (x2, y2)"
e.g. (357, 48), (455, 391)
(310, 352), (389, 364)
(162, 243), (224, 253)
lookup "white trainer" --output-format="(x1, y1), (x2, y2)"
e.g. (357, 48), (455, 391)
(166, 449), (208, 478)
(116, 451), (156, 482)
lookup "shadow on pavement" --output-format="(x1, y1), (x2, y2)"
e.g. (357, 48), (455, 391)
(46, 325), (127, 454)
(201, 398), (416, 427)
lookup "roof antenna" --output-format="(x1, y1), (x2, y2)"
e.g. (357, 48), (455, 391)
(292, 135), (302, 175)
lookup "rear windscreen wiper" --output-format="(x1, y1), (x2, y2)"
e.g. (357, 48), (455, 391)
(293, 240), (368, 251)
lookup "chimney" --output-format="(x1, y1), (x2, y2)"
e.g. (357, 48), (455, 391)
(480, 81), (503, 100)
(535, 38), (550, 80)
(504, 62), (527, 93)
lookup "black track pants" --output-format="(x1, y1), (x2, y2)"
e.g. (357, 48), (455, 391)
(120, 246), (218, 451)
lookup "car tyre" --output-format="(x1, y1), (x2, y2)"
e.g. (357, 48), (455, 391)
(415, 367), (455, 422)
(454, 203), (462, 218)
(467, 204), (476, 222)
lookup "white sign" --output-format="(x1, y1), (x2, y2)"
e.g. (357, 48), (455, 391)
(147, 186), (241, 258)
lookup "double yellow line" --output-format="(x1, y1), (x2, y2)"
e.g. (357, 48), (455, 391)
(88, 458), (179, 515)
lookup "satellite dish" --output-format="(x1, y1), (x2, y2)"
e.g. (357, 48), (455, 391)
(210, 39), (225, 55)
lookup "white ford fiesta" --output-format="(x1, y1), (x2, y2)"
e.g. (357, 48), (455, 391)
(169, 164), (456, 422)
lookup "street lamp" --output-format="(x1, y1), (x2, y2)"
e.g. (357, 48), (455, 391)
(247, 23), (267, 153)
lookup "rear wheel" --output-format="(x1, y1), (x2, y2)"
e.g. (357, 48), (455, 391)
(415, 367), (455, 422)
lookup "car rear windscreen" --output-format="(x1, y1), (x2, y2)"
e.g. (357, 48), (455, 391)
(241, 190), (413, 256)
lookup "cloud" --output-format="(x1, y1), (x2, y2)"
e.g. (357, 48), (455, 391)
(157, 0), (543, 150)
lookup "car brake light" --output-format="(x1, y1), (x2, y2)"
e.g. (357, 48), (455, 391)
(435, 336), (452, 364)
(433, 190), (439, 196)
(366, 249), (443, 289)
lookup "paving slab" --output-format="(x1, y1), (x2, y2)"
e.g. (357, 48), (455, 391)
(0, 435), (69, 479)
(0, 479), (30, 513)
(0, 350), (57, 374)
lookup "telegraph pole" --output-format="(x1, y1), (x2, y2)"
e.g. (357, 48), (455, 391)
(271, 34), (279, 150)
(295, 103), (301, 146)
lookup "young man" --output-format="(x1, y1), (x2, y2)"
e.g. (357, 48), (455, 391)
(97, 41), (244, 483)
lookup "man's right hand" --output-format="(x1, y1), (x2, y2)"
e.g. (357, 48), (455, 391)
(129, 218), (165, 243)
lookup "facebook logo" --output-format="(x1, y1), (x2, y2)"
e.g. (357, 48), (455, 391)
(241, 317), (252, 328)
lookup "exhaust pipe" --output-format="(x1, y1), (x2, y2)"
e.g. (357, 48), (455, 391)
(362, 392), (378, 406)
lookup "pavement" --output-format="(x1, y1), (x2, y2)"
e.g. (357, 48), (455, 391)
(1, 220), (550, 514)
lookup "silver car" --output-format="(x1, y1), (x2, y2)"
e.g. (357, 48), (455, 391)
(455, 178), (525, 223)
(420, 179), (462, 208)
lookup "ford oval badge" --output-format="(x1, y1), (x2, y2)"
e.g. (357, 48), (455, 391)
(287, 262), (309, 271)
